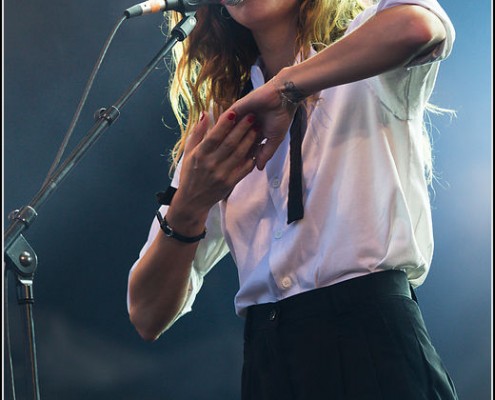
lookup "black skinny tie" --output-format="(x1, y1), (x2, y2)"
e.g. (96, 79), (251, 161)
(287, 105), (306, 224)
(239, 80), (305, 224)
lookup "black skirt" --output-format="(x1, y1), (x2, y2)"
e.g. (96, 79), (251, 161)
(242, 270), (458, 400)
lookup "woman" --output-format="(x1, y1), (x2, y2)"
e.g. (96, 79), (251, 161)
(128, 0), (458, 398)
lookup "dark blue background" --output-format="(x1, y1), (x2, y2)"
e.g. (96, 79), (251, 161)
(4, 1), (492, 399)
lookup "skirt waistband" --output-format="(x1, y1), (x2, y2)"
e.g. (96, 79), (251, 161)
(245, 270), (414, 332)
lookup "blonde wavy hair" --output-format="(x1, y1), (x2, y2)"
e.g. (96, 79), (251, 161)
(167, 0), (366, 168)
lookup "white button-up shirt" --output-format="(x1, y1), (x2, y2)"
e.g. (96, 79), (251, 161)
(128, 0), (455, 320)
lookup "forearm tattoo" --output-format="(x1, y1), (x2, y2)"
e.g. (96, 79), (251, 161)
(271, 77), (308, 110)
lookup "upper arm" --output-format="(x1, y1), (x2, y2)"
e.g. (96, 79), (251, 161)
(373, 0), (455, 66)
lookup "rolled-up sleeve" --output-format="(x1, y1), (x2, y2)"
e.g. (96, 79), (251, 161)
(376, 0), (455, 66)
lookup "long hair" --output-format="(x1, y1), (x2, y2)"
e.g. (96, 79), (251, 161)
(167, 0), (366, 168)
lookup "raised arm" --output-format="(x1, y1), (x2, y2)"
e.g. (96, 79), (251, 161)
(128, 111), (258, 341)
(230, 4), (448, 169)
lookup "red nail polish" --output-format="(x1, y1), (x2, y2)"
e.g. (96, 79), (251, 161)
(247, 114), (256, 124)
(228, 111), (236, 121)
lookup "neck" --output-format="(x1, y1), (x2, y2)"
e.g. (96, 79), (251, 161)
(251, 18), (299, 80)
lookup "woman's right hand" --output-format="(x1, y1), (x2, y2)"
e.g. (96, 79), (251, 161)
(166, 109), (258, 234)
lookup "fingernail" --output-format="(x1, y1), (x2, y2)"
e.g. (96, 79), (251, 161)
(247, 114), (256, 124)
(228, 111), (236, 121)
(199, 111), (205, 122)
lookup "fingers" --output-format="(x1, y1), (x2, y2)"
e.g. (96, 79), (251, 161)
(227, 97), (247, 120)
(255, 138), (282, 170)
(199, 110), (237, 154)
(215, 113), (257, 161)
(232, 149), (257, 185)
(187, 109), (260, 181)
(184, 112), (210, 153)
(204, 112), (258, 187)
(197, 110), (258, 164)
(223, 127), (258, 176)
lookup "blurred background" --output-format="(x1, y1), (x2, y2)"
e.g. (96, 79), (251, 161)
(3, 1), (492, 399)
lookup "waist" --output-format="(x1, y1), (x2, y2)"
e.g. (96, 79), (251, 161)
(245, 270), (414, 331)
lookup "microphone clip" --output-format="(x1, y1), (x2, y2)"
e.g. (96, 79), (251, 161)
(94, 106), (121, 125)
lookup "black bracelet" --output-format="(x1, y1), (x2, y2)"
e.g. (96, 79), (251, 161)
(156, 211), (206, 243)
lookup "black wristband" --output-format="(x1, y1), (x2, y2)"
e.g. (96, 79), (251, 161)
(156, 211), (206, 243)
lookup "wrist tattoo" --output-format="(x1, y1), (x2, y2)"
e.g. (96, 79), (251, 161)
(271, 77), (307, 110)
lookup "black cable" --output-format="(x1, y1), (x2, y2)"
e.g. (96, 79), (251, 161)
(41, 15), (128, 189)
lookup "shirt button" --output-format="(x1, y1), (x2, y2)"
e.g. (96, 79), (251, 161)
(281, 277), (292, 289)
(274, 230), (283, 239)
(272, 178), (281, 188)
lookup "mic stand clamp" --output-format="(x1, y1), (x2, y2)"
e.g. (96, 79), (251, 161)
(5, 207), (41, 400)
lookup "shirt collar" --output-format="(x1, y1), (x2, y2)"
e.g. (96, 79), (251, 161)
(249, 47), (317, 90)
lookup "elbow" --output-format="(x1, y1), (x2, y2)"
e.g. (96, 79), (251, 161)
(136, 329), (160, 343)
(127, 273), (191, 341)
(129, 310), (158, 342)
(134, 326), (161, 343)
(129, 306), (172, 342)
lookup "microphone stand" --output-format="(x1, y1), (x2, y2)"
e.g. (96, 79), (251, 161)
(3, 12), (197, 400)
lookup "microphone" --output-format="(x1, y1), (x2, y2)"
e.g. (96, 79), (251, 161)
(125, 0), (244, 18)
